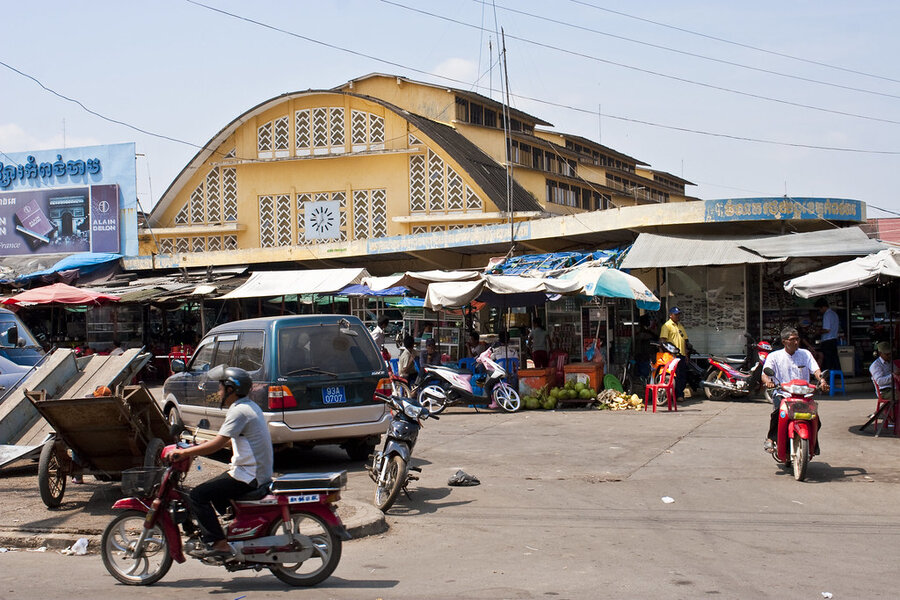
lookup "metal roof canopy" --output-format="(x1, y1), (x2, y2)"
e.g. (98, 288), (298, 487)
(739, 226), (885, 258)
(621, 227), (884, 269)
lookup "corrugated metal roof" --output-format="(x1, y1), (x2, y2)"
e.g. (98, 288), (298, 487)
(739, 226), (885, 258)
(620, 233), (780, 268)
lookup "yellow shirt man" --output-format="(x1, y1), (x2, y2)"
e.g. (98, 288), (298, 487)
(659, 308), (688, 355)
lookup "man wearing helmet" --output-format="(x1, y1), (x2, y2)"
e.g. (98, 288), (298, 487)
(168, 365), (273, 559)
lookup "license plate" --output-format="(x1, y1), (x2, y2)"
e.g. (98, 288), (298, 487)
(322, 385), (347, 405)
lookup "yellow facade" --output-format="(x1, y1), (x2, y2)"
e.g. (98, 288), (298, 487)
(142, 74), (697, 266)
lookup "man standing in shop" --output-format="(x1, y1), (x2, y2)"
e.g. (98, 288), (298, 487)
(815, 298), (841, 372)
(659, 307), (689, 403)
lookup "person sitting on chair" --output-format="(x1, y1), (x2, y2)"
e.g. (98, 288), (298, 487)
(419, 337), (441, 367)
(398, 334), (418, 380)
(870, 341), (896, 396)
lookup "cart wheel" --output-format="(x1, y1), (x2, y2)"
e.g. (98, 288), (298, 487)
(38, 440), (67, 508)
(144, 438), (165, 468)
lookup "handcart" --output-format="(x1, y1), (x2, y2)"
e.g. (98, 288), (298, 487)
(27, 384), (174, 508)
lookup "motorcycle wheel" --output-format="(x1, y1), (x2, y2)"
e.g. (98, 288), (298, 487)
(792, 435), (809, 481)
(391, 379), (412, 398)
(38, 440), (66, 508)
(374, 454), (407, 512)
(101, 510), (172, 586)
(418, 384), (448, 415)
(493, 383), (521, 412)
(268, 511), (342, 587)
(703, 371), (731, 401)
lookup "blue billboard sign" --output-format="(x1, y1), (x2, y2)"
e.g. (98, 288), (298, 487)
(0, 143), (137, 256)
(704, 197), (863, 223)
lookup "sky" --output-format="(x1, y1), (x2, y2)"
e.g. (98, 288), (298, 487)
(1, 0), (899, 220)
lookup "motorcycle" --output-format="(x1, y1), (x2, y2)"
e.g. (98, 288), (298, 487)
(416, 346), (521, 414)
(649, 341), (704, 392)
(763, 366), (823, 482)
(101, 442), (349, 587)
(367, 391), (437, 512)
(702, 334), (772, 401)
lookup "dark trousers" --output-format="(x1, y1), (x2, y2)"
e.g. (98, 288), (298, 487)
(819, 338), (840, 372)
(532, 350), (549, 369)
(188, 472), (254, 544)
(674, 359), (687, 399)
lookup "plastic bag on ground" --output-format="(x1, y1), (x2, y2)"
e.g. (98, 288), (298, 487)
(448, 469), (480, 486)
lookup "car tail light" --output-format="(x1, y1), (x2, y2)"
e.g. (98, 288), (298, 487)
(375, 378), (393, 398)
(268, 385), (297, 409)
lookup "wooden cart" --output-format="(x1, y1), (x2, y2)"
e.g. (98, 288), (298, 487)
(27, 384), (174, 508)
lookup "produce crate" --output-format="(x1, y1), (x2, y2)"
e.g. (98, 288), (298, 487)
(563, 363), (603, 392)
(518, 367), (554, 398)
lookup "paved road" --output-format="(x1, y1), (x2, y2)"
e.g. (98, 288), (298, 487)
(1, 393), (898, 599)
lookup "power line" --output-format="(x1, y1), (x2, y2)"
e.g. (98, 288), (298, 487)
(475, 0), (900, 101)
(567, 0), (900, 86)
(382, 0), (900, 127)
(184, 0), (900, 155)
(0, 60), (207, 150)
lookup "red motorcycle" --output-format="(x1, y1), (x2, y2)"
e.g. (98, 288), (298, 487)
(763, 367), (822, 481)
(702, 334), (772, 401)
(101, 443), (349, 587)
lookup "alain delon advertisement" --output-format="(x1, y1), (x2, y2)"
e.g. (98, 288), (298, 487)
(0, 142), (137, 257)
(0, 184), (120, 254)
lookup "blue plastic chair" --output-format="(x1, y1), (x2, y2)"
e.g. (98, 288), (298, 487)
(829, 370), (845, 396)
(458, 358), (476, 372)
(498, 358), (520, 391)
(389, 358), (399, 375)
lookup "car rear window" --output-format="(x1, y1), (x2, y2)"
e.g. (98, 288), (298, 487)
(277, 323), (383, 377)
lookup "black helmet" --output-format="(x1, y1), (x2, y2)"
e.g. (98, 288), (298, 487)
(207, 364), (252, 396)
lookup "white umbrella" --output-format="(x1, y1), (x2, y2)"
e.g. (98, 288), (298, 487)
(784, 248), (900, 299)
(559, 265), (660, 310)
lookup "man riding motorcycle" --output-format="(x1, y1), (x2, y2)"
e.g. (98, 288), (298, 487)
(167, 365), (273, 559)
(761, 326), (827, 453)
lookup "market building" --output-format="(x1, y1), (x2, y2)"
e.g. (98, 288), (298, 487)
(2, 74), (891, 382)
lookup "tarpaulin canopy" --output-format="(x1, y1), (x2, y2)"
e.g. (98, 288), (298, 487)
(220, 268), (369, 299)
(559, 265), (660, 310)
(784, 248), (900, 298)
(336, 284), (408, 297)
(485, 250), (621, 276)
(1, 282), (120, 306)
(424, 275), (583, 310)
(363, 270), (481, 294)
(15, 253), (123, 283)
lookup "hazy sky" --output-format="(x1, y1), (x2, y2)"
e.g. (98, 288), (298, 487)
(2, 0), (898, 219)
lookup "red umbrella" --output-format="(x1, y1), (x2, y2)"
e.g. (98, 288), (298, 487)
(1, 282), (120, 306)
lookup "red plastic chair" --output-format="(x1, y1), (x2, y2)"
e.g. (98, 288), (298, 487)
(550, 350), (568, 388)
(872, 381), (898, 435)
(644, 358), (680, 412)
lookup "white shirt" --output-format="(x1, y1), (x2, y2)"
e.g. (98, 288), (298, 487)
(371, 325), (385, 347)
(869, 356), (895, 390)
(763, 348), (820, 385)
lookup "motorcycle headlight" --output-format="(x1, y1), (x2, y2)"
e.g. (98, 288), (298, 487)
(403, 403), (424, 419)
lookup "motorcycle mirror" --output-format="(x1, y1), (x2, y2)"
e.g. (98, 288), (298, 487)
(763, 367), (775, 377)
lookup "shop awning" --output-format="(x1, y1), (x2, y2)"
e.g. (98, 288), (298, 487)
(363, 270), (482, 294)
(739, 226), (885, 258)
(784, 247), (900, 298)
(621, 228), (884, 269)
(424, 275), (583, 310)
(220, 268), (370, 300)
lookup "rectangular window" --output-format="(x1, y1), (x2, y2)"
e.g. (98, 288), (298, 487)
(470, 103), (483, 125)
(455, 97), (469, 122)
(484, 109), (497, 128)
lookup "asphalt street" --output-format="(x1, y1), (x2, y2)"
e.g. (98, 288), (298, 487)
(0, 391), (898, 599)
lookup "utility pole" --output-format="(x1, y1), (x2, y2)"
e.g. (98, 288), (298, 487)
(500, 28), (515, 254)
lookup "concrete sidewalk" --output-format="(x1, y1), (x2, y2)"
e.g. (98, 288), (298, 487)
(0, 452), (387, 551)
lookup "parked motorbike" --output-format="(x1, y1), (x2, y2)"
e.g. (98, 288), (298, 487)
(702, 334), (772, 401)
(416, 346), (521, 413)
(101, 442), (349, 587)
(762, 366), (823, 481)
(367, 391), (437, 512)
(649, 341), (704, 391)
